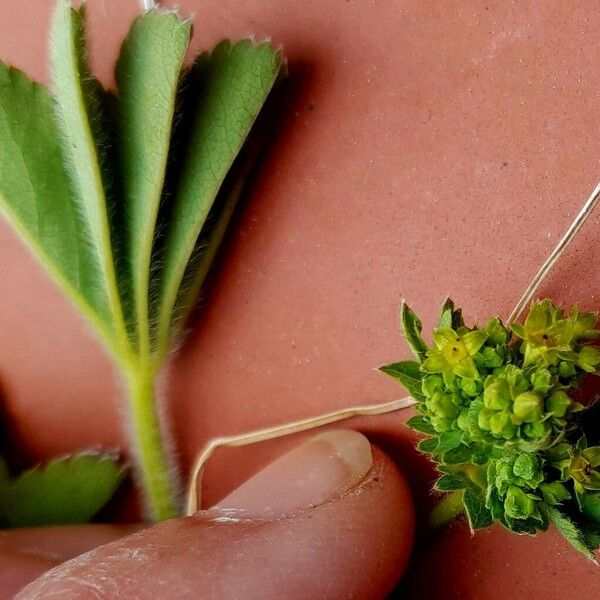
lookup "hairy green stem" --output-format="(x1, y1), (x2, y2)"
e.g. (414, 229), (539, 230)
(429, 491), (465, 528)
(125, 365), (179, 521)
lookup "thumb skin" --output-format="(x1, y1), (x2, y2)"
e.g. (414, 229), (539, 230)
(18, 430), (415, 600)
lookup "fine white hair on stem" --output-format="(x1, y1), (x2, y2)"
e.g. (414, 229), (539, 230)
(141, 0), (156, 10)
(508, 181), (600, 324)
(186, 396), (417, 515)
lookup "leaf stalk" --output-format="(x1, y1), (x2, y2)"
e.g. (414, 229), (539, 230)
(125, 364), (179, 521)
(429, 490), (465, 529)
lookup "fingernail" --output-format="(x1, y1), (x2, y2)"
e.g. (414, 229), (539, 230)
(212, 429), (373, 518)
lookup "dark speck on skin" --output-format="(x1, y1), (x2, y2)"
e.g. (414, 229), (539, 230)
(308, 102), (315, 111)
(501, 161), (509, 169)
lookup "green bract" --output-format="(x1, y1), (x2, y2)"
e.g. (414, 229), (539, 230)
(382, 298), (600, 560)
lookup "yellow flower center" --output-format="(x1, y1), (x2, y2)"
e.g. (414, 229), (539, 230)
(442, 340), (468, 364)
(570, 455), (592, 484)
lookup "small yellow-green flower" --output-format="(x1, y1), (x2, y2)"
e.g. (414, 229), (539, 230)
(569, 445), (600, 494)
(511, 300), (600, 367)
(423, 327), (487, 380)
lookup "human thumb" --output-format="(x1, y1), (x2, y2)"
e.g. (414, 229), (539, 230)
(18, 430), (415, 599)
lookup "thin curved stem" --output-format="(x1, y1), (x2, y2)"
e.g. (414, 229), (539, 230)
(509, 182), (600, 323)
(185, 396), (417, 515)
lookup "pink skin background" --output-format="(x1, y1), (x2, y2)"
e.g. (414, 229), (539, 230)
(2, 0), (600, 597)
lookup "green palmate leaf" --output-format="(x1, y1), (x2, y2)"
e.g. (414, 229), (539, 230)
(463, 489), (493, 531)
(0, 454), (124, 528)
(547, 506), (597, 562)
(380, 360), (425, 401)
(50, 1), (130, 354)
(400, 302), (428, 361)
(0, 62), (119, 351)
(116, 10), (191, 356)
(153, 40), (282, 357)
(0, 1), (284, 524)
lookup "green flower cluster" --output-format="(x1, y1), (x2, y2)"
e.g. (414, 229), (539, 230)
(381, 298), (600, 559)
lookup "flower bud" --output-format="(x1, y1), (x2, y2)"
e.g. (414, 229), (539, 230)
(483, 378), (511, 410)
(558, 360), (577, 379)
(494, 462), (514, 494)
(460, 377), (480, 397)
(426, 392), (460, 433)
(477, 407), (494, 431)
(512, 391), (543, 424)
(578, 345), (600, 373)
(504, 485), (538, 520)
(546, 390), (571, 418)
(530, 368), (552, 394)
(430, 415), (453, 433)
(522, 421), (551, 440)
(476, 346), (504, 368)
(512, 453), (541, 483)
(489, 409), (515, 439)
(457, 408), (470, 431)
(422, 374), (444, 397)
(428, 392), (459, 417)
